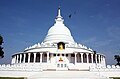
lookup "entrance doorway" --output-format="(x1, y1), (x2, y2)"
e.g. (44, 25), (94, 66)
(56, 63), (68, 70)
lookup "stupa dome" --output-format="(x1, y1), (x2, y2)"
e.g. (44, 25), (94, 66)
(43, 8), (75, 44)
(47, 22), (71, 36)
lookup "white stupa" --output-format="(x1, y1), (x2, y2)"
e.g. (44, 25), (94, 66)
(0, 7), (120, 79)
(10, 8), (106, 69)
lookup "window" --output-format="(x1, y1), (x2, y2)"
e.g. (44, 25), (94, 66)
(53, 54), (56, 56)
(57, 64), (60, 67)
(61, 64), (63, 67)
(62, 54), (64, 56)
(57, 54), (60, 56)
(64, 64), (67, 67)
(66, 54), (68, 57)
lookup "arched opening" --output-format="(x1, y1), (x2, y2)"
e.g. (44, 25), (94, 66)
(30, 53), (34, 63)
(36, 53), (40, 62)
(57, 42), (65, 50)
(97, 54), (99, 63)
(42, 53), (47, 63)
(25, 53), (28, 63)
(77, 53), (81, 63)
(18, 54), (20, 63)
(83, 53), (87, 63)
(70, 54), (75, 63)
(93, 53), (96, 63)
(15, 55), (17, 63)
(88, 53), (92, 63)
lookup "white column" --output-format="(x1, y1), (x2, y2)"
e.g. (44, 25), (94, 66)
(11, 56), (14, 64)
(81, 53), (83, 63)
(23, 53), (26, 63)
(91, 54), (93, 63)
(47, 52), (49, 63)
(40, 53), (43, 63)
(14, 55), (16, 63)
(86, 53), (89, 63)
(13, 56), (16, 64)
(13, 55), (16, 64)
(102, 56), (104, 65)
(12, 55), (16, 64)
(28, 53), (30, 63)
(98, 55), (100, 64)
(95, 54), (97, 63)
(103, 56), (106, 66)
(34, 53), (36, 63)
(75, 53), (77, 64)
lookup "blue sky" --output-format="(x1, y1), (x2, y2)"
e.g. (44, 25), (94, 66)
(0, 0), (120, 65)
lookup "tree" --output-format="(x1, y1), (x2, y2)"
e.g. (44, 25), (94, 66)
(114, 55), (120, 66)
(0, 35), (4, 58)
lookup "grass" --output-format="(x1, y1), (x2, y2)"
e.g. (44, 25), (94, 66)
(110, 77), (120, 79)
(113, 78), (120, 79)
(0, 77), (25, 79)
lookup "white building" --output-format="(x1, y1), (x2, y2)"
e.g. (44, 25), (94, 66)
(0, 8), (120, 79)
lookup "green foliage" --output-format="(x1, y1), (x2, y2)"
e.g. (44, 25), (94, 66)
(0, 35), (4, 58)
(114, 55), (120, 66)
(112, 77), (120, 79)
(0, 35), (3, 45)
(0, 77), (25, 79)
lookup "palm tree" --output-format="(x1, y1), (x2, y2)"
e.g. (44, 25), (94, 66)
(0, 35), (4, 58)
(114, 55), (120, 66)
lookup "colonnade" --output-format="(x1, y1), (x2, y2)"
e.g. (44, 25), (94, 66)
(11, 52), (50, 64)
(11, 52), (106, 66)
(74, 52), (105, 65)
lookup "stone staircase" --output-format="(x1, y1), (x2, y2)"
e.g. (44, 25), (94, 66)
(27, 71), (109, 79)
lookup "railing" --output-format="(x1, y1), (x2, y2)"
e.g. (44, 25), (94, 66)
(90, 65), (120, 72)
(0, 64), (42, 71)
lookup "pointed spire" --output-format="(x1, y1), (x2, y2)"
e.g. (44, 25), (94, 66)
(55, 6), (64, 23)
(58, 6), (61, 17)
